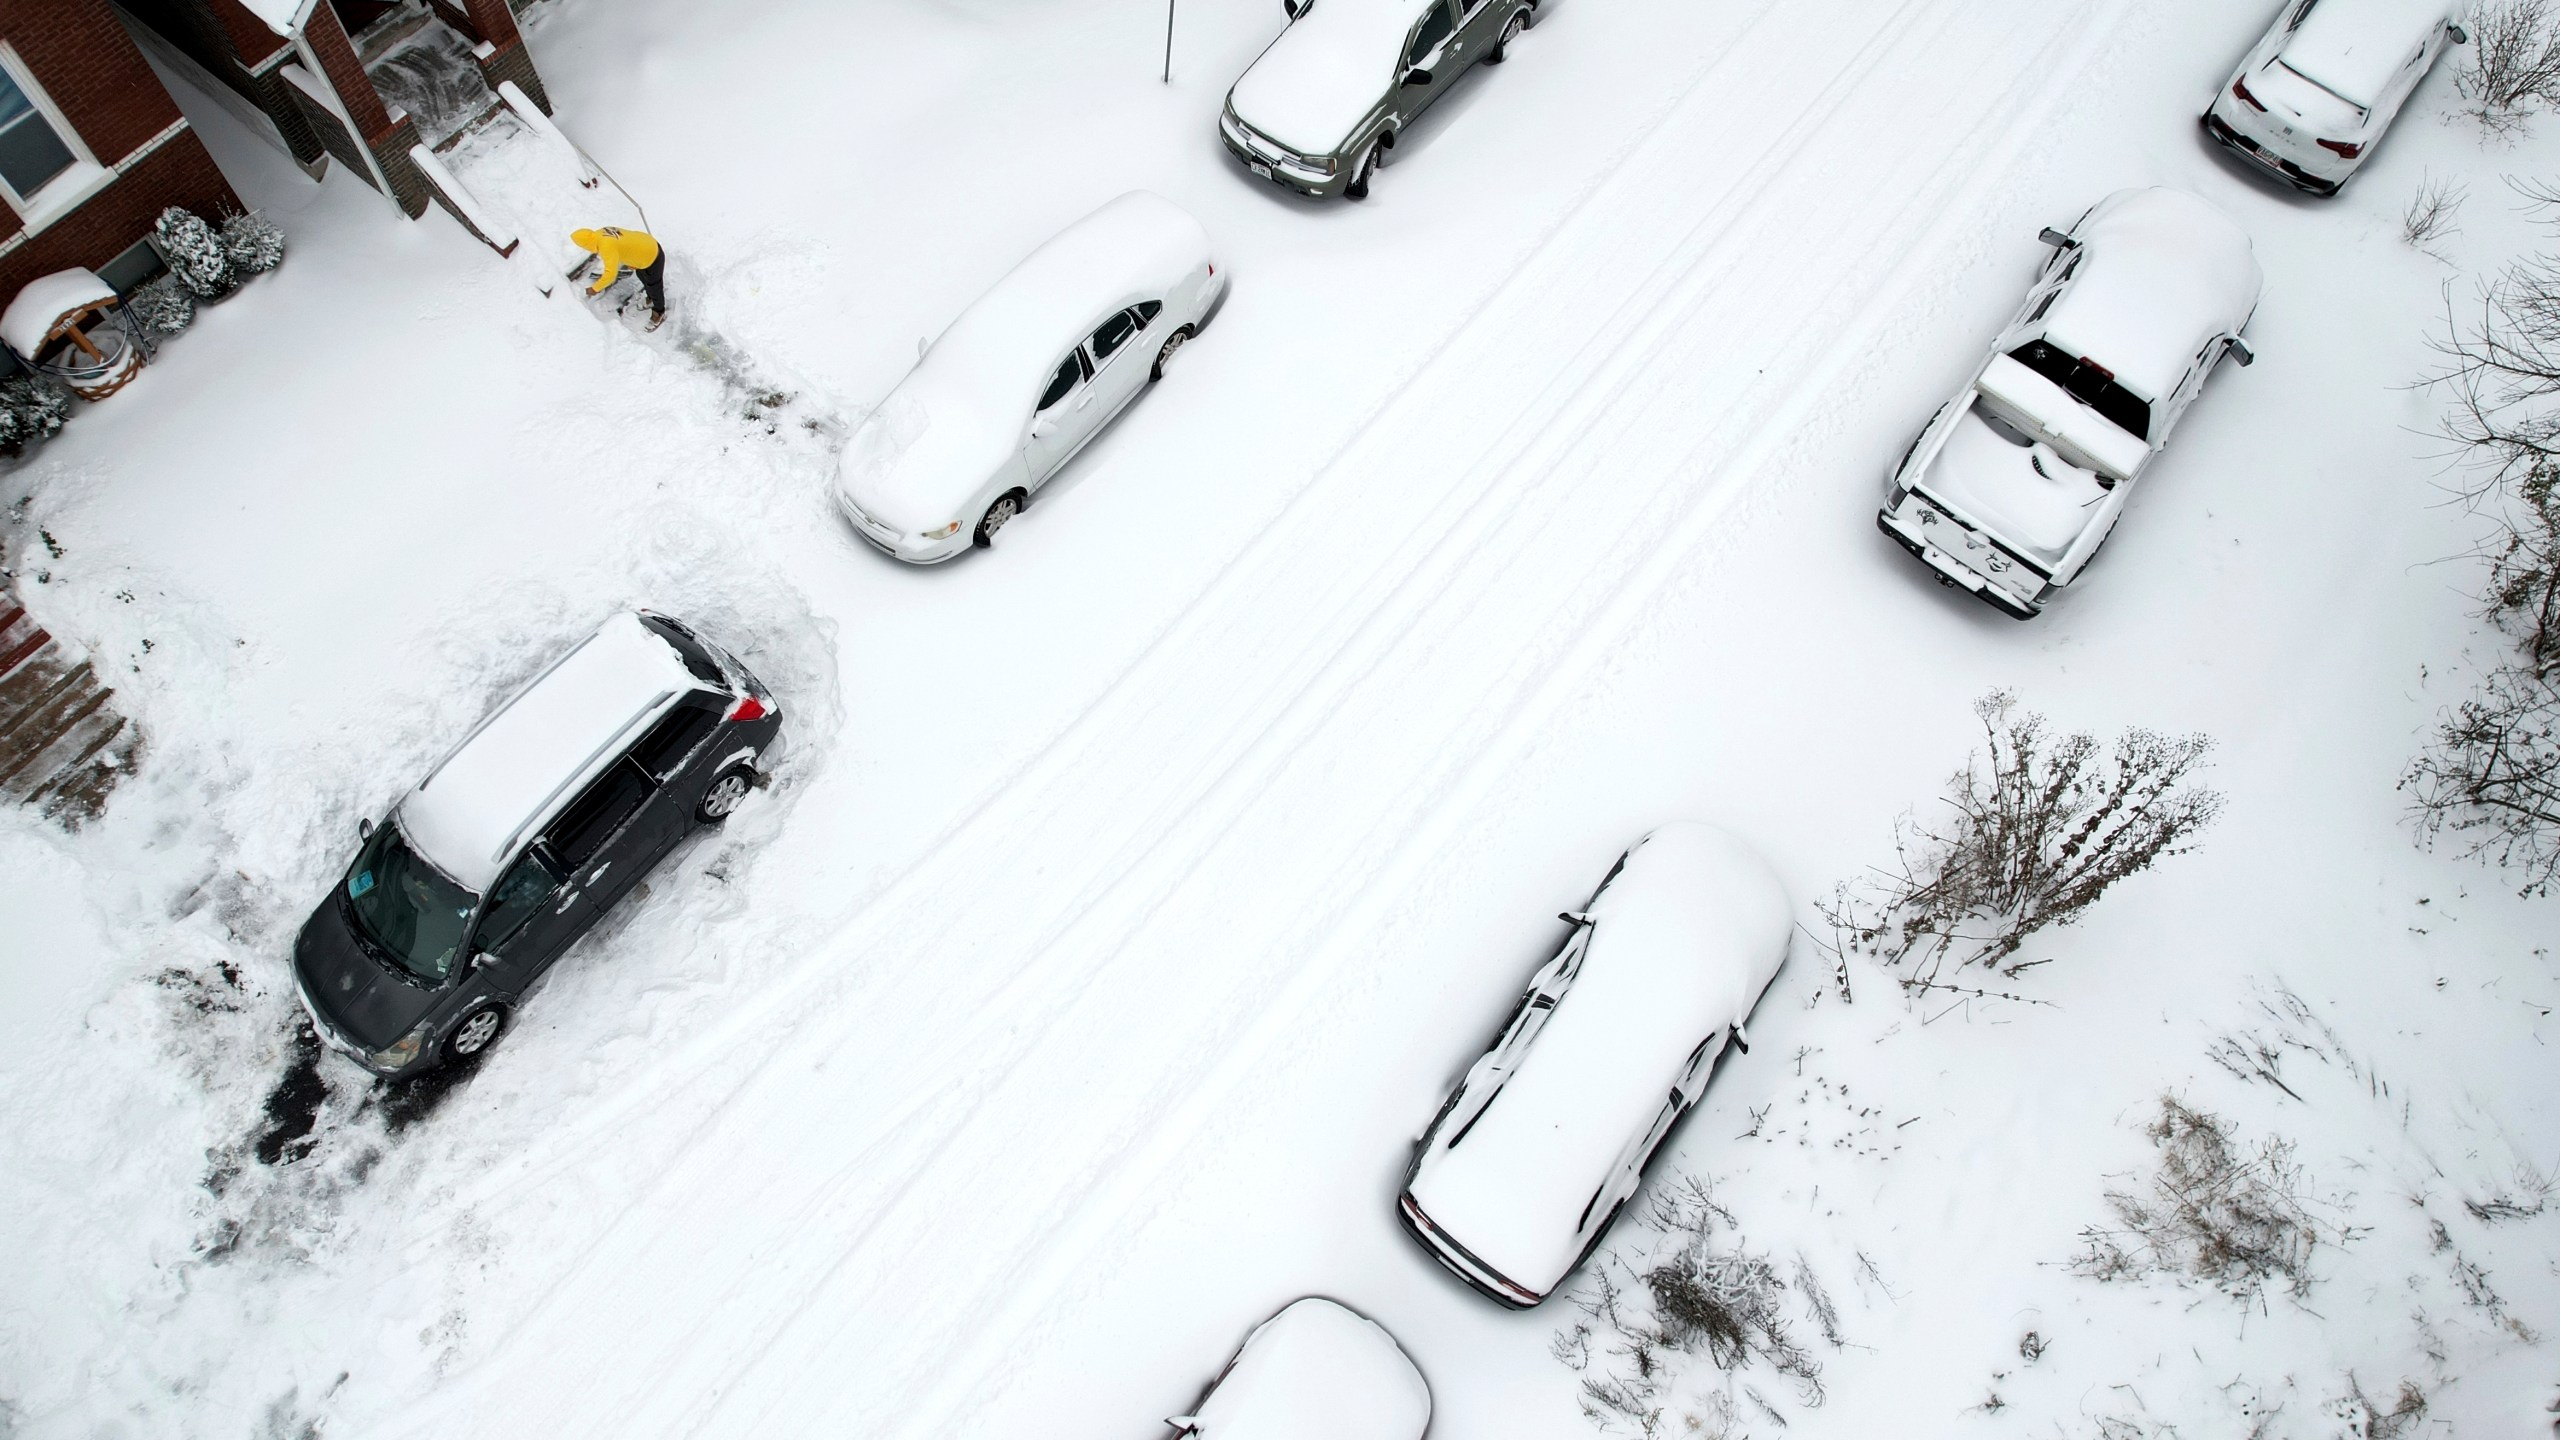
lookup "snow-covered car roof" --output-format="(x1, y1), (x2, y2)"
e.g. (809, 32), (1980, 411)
(1189, 1298), (1431, 1440)
(1, 269), (117, 360)
(398, 613), (699, 892)
(1229, 0), (1442, 154)
(2279, 0), (2456, 108)
(2039, 188), (2259, 404)
(835, 191), (1209, 531)
(1406, 822), (1791, 1294)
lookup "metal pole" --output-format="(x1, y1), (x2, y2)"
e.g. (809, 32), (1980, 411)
(1163, 0), (1175, 81)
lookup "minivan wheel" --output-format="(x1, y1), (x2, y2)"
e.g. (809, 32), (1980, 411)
(1345, 140), (1382, 200)
(698, 762), (757, 823)
(1488, 7), (1528, 61)
(1151, 325), (1194, 381)
(447, 1005), (508, 1063)
(974, 490), (1025, 548)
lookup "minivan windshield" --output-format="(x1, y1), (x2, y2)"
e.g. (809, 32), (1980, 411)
(345, 821), (480, 984)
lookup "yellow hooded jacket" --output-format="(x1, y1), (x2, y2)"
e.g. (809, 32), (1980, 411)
(571, 227), (661, 294)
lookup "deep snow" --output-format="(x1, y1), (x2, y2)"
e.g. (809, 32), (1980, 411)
(1, 0), (2555, 1437)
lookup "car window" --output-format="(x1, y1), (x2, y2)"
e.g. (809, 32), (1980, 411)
(631, 694), (723, 780)
(544, 759), (653, 870)
(638, 614), (726, 688)
(475, 849), (562, 952)
(1408, 1), (1455, 65)
(1037, 352), (1082, 411)
(1134, 299), (1163, 326)
(1088, 309), (1141, 363)
(2007, 338), (2152, 441)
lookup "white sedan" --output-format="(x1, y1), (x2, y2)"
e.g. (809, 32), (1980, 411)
(2203, 0), (2467, 196)
(1876, 188), (2262, 619)
(1166, 1298), (1430, 1440)
(1398, 822), (1790, 1308)
(833, 191), (1223, 563)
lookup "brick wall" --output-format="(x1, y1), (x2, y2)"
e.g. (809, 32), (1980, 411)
(0, 1), (243, 302)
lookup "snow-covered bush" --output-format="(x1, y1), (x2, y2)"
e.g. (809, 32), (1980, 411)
(1819, 692), (2222, 1000)
(123, 273), (196, 338)
(2071, 1096), (2329, 1304)
(1552, 1178), (1839, 1437)
(2461, 0), (2560, 131)
(0, 373), (72, 457)
(155, 206), (235, 300)
(2411, 254), (2560, 894)
(219, 210), (286, 275)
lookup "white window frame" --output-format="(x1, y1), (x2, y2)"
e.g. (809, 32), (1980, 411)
(0, 43), (111, 234)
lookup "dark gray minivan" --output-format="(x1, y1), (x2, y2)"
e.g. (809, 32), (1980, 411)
(292, 611), (783, 1077)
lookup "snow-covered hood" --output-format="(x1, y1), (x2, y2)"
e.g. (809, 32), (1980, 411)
(836, 191), (1211, 532)
(1192, 1299), (1431, 1440)
(2042, 188), (2258, 405)
(1228, 0), (1432, 154)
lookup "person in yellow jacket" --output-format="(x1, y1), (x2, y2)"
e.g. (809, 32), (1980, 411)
(571, 226), (667, 330)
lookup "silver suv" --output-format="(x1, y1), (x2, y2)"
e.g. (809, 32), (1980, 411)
(1220, 0), (1537, 200)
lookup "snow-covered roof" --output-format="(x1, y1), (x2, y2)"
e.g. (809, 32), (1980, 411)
(835, 191), (1209, 531)
(2280, 0), (2454, 107)
(1229, 0), (1440, 154)
(398, 613), (698, 892)
(1189, 1299), (1431, 1440)
(1, 269), (117, 360)
(236, 0), (318, 38)
(1405, 823), (1791, 1295)
(2039, 188), (2258, 404)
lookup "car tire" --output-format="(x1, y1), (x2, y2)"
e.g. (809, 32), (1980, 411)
(445, 1004), (509, 1065)
(974, 489), (1026, 548)
(698, 761), (758, 823)
(1151, 325), (1194, 382)
(1345, 139), (1383, 201)
(1488, 6), (1528, 61)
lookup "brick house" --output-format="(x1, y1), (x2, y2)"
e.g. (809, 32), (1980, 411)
(115, 0), (551, 229)
(0, 0), (242, 308)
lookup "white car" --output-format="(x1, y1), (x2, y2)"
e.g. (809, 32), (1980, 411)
(833, 191), (1223, 563)
(2203, 0), (2467, 195)
(1876, 188), (2262, 620)
(1166, 1298), (1430, 1440)
(1398, 823), (1790, 1308)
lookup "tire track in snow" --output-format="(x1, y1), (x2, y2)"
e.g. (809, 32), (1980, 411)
(368, 0), (2136, 1433)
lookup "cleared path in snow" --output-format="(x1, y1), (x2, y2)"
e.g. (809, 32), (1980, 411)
(376, 1), (2139, 1435)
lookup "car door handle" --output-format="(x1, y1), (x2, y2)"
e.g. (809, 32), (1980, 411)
(587, 861), (612, 884)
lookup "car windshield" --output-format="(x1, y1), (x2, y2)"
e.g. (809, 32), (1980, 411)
(345, 821), (480, 984)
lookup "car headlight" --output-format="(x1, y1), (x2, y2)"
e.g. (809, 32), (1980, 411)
(369, 1020), (432, 1070)
(923, 521), (963, 540)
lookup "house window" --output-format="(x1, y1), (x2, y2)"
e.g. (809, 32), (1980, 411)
(0, 63), (77, 203)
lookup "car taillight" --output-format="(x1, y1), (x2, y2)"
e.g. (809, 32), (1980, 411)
(2232, 77), (2264, 110)
(726, 695), (769, 723)
(2316, 138), (2362, 157)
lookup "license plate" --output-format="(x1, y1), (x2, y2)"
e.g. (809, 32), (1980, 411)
(1250, 161), (1273, 179)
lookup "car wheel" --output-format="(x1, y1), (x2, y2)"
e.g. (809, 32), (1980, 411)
(974, 489), (1026, 548)
(1488, 6), (1528, 61)
(1345, 139), (1382, 201)
(1151, 326), (1194, 382)
(698, 761), (757, 823)
(446, 1004), (509, 1064)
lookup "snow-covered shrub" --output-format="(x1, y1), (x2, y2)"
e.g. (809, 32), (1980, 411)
(219, 210), (286, 275)
(123, 273), (195, 337)
(2461, 0), (2560, 131)
(155, 206), (235, 300)
(1819, 692), (2221, 999)
(2071, 1096), (2329, 1304)
(2401, 174), (2464, 254)
(1552, 1178), (1838, 1436)
(2411, 255), (2560, 894)
(0, 373), (72, 457)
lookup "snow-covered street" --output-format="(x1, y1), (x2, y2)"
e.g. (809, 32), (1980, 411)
(3, 0), (2556, 1435)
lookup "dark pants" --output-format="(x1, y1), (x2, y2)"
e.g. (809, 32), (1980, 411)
(634, 252), (667, 316)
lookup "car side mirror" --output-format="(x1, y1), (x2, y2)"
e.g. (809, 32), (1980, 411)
(1730, 1025), (1749, 1055)
(917, 336), (930, 359)
(1403, 66), (1434, 86)
(2449, 22), (2468, 42)
(1282, 0), (1306, 17)
(470, 949), (494, 970)
(359, 817), (373, 841)
(2228, 336), (2255, 368)
(1558, 910), (1591, 925)
(2037, 226), (2078, 249)
(1167, 1420), (1199, 1435)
